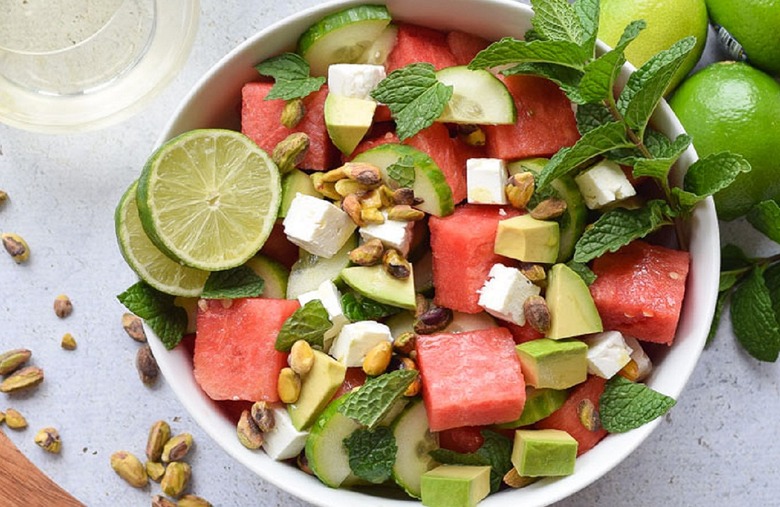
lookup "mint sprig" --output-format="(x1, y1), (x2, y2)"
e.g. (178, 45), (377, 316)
(338, 369), (418, 428)
(429, 430), (512, 493)
(274, 299), (331, 352)
(255, 53), (325, 100)
(344, 427), (397, 484)
(370, 63), (452, 141)
(200, 266), (264, 299)
(599, 375), (676, 433)
(385, 155), (416, 188)
(117, 281), (188, 350)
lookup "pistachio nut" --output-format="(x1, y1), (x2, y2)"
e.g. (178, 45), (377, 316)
(146, 420), (172, 461)
(0, 189), (7, 204)
(342, 162), (382, 187)
(518, 262), (546, 284)
(34, 427), (62, 454)
(0, 348), (32, 375)
(162, 433), (193, 463)
(237, 409), (263, 450)
(310, 172), (341, 200)
(5, 408), (27, 429)
(383, 249), (410, 279)
(505, 172), (535, 210)
(136, 345), (159, 387)
(523, 295), (551, 334)
(348, 238), (384, 266)
(392, 331), (417, 357)
(387, 204), (424, 221)
(277, 367), (301, 404)
(160, 461), (191, 498)
(530, 197), (567, 220)
(272, 132), (309, 174)
(110, 450), (148, 488)
(280, 98), (305, 129)
(122, 313), (147, 343)
(178, 495), (213, 507)
(341, 193), (365, 226)
(618, 359), (641, 382)
(577, 398), (601, 432)
(250, 401), (275, 433)
(0, 411), (4, 425)
(334, 178), (370, 197)
(53, 294), (73, 318)
(391, 187), (415, 206)
(503, 467), (537, 488)
(320, 166), (347, 183)
(0, 366), (44, 393)
(391, 357), (421, 397)
(146, 460), (166, 482)
(1, 232), (29, 263)
(358, 188), (382, 210)
(360, 207), (385, 225)
(362, 341), (393, 377)
(457, 124), (486, 146)
(415, 294), (430, 318)
(288, 340), (314, 376)
(151, 495), (178, 507)
(414, 307), (453, 335)
(60, 333), (77, 351)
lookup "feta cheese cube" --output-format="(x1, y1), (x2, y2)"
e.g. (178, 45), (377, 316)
(583, 331), (633, 379)
(359, 211), (414, 256)
(282, 193), (357, 258)
(623, 335), (653, 381)
(329, 320), (392, 367)
(327, 64), (387, 100)
(467, 158), (509, 205)
(297, 279), (350, 351)
(478, 263), (540, 325)
(574, 160), (636, 210)
(261, 405), (309, 460)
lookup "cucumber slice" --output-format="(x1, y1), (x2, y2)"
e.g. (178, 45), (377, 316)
(244, 254), (289, 299)
(279, 170), (318, 218)
(352, 144), (454, 217)
(391, 399), (439, 498)
(356, 24), (398, 65)
(298, 5), (393, 77)
(508, 158), (587, 263)
(286, 234), (357, 299)
(435, 66), (516, 125)
(305, 393), (364, 488)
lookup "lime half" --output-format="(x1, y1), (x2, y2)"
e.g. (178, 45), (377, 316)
(115, 180), (209, 297)
(136, 129), (281, 271)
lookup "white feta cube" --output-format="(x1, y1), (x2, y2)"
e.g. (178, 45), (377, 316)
(584, 331), (633, 379)
(261, 405), (309, 460)
(467, 158), (509, 205)
(359, 211), (414, 256)
(329, 320), (392, 367)
(623, 335), (653, 381)
(327, 64), (387, 100)
(282, 193), (357, 258)
(477, 263), (540, 325)
(574, 159), (636, 210)
(297, 279), (350, 351)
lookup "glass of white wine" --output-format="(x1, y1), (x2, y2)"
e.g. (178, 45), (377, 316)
(0, 0), (200, 133)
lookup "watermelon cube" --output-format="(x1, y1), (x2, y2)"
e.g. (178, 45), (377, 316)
(241, 82), (338, 170)
(446, 31), (491, 66)
(385, 23), (458, 72)
(484, 75), (580, 160)
(416, 327), (526, 431)
(405, 123), (467, 204)
(194, 298), (299, 402)
(588, 240), (690, 345)
(429, 204), (520, 313)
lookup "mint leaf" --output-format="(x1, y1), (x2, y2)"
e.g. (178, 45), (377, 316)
(502, 62), (584, 103)
(531, 0), (584, 46)
(719, 270), (745, 292)
(762, 263), (780, 320)
(599, 375), (676, 433)
(721, 243), (750, 271)
(429, 449), (488, 466)
(274, 299), (331, 351)
(706, 290), (729, 347)
(576, 103), (613, 134)
(371, 63), (452, 141)
(476, 430), (513, 493)
(566, 260), (597, 285)
(616, 37), (696, 136)
(578, 20), (645, 103)
(343, 427), (397, 484)
(469, 38), (588, 71)
(117, 281), (188, 350)
(201, 266), (264, 299)
(385, 155), (416, 188)
(339, 369), (418, 428)
(341, 292), (401, 322)
(255, 53), (325, 100)
(731, 266), (780, 362)
(747, 200), (780, 244)
(630, 133), (691, 189)
(573, 200), (673, 263)
(572, 0), (600, 56)
(537, 121), (633, 189)
(683, 151), (752, 199)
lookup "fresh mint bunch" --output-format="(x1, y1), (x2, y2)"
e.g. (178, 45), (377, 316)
(117, 281), (188, 350)
(255, 53), (326, 100)
(469, 0), (750, 263)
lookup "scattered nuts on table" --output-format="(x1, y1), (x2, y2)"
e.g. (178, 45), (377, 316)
(1, 232), (30, 263)
(53, 294), (73, 318)
(146, 420), (172, 462)
(178, 494), (213, 507)
(0, 348), (32, 375)
(0, 189), (8, 204)
(5, 408), (27, 429)
(136, 345), (160, 387)
(146, 461), (166, 482)
(110, 450), (148, 488)
(160, 461), (191, 498)
(34, 427), (62, 454)
(151, 495), (178, 507)
(161, 433), (193, 463)
(0, 365), (44, 393)
(122, 312), (147, 343)
(60, 333), (77, 351)
(0, 410), (4, 425)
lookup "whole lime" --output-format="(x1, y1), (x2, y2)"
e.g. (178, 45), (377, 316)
(598, 0), (708, 92)
(707, 0), (780, 76)
(669, 61), (780, 220)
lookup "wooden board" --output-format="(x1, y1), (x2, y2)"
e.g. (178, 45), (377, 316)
(0, 430), (83, 507)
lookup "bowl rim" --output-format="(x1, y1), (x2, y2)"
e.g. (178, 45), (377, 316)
(147, 1), (720, 506)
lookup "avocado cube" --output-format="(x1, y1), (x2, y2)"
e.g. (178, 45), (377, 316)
(512, 429), (578, 477)
(494, 214), (559, 264)
(421, 465), (491, 507)
(288, 350), (346, 430)
(515, 338), (588, 389)
(324, 94), (376, 155)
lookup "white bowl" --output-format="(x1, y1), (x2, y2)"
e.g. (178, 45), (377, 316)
(147, 1), (720, 505)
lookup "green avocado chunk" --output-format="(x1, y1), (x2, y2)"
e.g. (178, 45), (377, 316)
(420, 465), (491, 507)
(545, 263), (603, 339)
(515, 338), (588, 390)
(288, 350), (346, 430)
(324, 93), (376, 155)
(494, 214), (560, 264)
(495, 387), (569, 428)
(340, 264), (416, 310)
(512, 429), (578, 477)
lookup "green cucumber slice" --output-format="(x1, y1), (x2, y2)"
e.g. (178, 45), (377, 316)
(508, 158), (587, 263)
(391, 399), (439, 498)
(435, 66), (516, 125)
(356, 24), (398, 65)
(286, 234), (357, 299)
(279, 169), (318, 218)
(244, 253), (289, 299)
(352, 144), (454, 217)
(298, 5), (392, 77)
(305, 393), (364, 488)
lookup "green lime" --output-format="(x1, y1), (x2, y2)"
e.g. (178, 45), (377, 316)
(598, 0), (708, 92)
(669, 61), (780, 220)
(115, 180), (209, 297)
(706, 0), (780, 76)
(136, 129), (281, 271)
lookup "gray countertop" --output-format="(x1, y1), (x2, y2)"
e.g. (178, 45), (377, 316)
(1, 0), (778, 505)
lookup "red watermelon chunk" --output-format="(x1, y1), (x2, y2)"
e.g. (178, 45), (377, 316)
(429, 204), (520, 313)
(259, 221), (299, 269)
(535, 375), (608, 455)
(589, 240), (690, 345)
(349, 127), (400, 160)
(446, 31), (491, 65)
(386, 23), (458, 72)
(502, 321), (545, 345)
(484, 75), (580, 160)
(416, 328), (525, 431)
(194, 298), (299, 402)
(405, 123), (467, 204)
(241, 82), (338, 170)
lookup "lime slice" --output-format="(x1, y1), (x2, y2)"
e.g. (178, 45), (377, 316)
(115, 180), (209, 297)
(136, 129), (281, 271)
